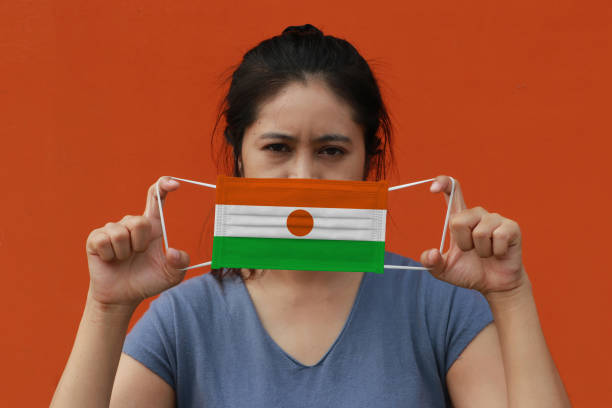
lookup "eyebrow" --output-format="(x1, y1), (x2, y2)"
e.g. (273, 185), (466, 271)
(260, 132), (352, 144)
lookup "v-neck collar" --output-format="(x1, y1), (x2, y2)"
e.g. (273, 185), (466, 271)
(236, 272), (369, 369)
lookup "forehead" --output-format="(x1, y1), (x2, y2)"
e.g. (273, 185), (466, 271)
(249, 79), (362, 139)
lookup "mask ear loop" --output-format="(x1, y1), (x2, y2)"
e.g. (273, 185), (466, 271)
(156, 176), (216, 271)
(384, 177), (456, 271)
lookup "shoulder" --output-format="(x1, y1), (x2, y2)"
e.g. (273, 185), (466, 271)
(381, 251), (493, 374)
(122, 273), (237, 390)
(147, 272), (238, 319)
(379, 251), (492, 337)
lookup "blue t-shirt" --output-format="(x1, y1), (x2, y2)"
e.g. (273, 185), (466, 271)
(123, 252), (493, 407)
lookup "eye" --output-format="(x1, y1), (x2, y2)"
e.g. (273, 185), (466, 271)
(264, 143), (291, 153)
(319, 146), (345, 156)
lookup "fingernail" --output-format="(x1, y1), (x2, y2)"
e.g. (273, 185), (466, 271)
(428, 249), (437, 263)
(430, 181), (440, 192)
(167, 179), (179, 187)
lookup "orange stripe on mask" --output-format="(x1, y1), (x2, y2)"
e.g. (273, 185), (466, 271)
(216, 176), (388, 210)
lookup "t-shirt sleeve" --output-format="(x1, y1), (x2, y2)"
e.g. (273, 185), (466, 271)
(122, 292), (177, 388)
(424, 274), (494, 375)
(443, 286), (493, 372)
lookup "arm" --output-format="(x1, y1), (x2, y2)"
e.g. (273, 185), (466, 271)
(485, 278), (570, 407)
(111, 353), (175, 407)
(50, 296), (176, 408)
(446, 323), (507, 407)
(50, 297), (135, 408)
(51, 177), (189, 407)
(447, 281), (570, 407)
(422, 176), (570, 407)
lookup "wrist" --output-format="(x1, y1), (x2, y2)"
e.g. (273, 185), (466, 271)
(484, 267), (533, 309)
(84, 292), (138, 327)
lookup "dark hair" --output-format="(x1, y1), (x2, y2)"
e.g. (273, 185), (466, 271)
(210, 24), (393, 282)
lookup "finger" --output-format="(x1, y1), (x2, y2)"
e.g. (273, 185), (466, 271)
(420, 248), (447, 278)
(144, 177), (180, 219)
(472, 212), (504, 258)
(449, 207), (488, 252)
(105, 222), (132, 261)
(165, 247), (190, 270)
(86, 230), (115, 261)
(492, 219), (522, 257)
(121, 215), (152, 252)
(430, 175), (467, 212)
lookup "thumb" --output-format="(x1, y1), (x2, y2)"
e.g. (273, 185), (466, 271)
(165, 247), (190, 271)
(420, 248), (446, 278)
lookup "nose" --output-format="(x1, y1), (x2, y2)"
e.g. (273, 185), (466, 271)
(288, 150), (318, 179)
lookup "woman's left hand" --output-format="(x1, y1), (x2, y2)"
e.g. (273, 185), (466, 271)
(420, 175), (527, 296)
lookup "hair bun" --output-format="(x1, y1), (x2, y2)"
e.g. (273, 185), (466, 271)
(282, 24), (323, 37)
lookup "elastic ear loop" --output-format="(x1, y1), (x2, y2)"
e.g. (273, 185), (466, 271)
(156, 176), (456, 272)
(156, 177), (217, 271)
(385, 177), (456, 271)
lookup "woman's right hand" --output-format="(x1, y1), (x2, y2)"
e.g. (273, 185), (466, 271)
(85, 177), (190, 308)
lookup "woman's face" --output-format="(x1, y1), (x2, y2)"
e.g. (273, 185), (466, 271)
(240, 79), (366, 180)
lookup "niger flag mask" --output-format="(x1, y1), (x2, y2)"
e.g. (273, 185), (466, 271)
(156, 176), (456, 274)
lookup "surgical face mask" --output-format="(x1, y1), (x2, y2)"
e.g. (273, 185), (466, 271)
(156, 176), (456, 273)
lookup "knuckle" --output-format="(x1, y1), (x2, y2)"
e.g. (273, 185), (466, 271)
(484, 213), (498, 222)
(91, 231), (105, 243)
(449, 214), (463, 229)
(121, 215), (141, 228)
(87, 228), (101, 241)
(133, 216), (151, 229)
(108, 226), (129, 242)
(493, 229), (509, 240)
(94, 234), (110, 250)
(126, 217), (151, 236)
(117, 229), (130, 242)
(473, 229), (488, 240)
(508, 219), (520, 230)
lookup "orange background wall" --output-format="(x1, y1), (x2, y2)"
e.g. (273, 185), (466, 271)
(2, 0), (611, 406)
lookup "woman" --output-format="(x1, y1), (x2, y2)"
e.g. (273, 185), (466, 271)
(51, 25), (570, 407)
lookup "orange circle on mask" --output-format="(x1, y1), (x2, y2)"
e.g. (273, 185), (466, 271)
(286, 209), (314, 236)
